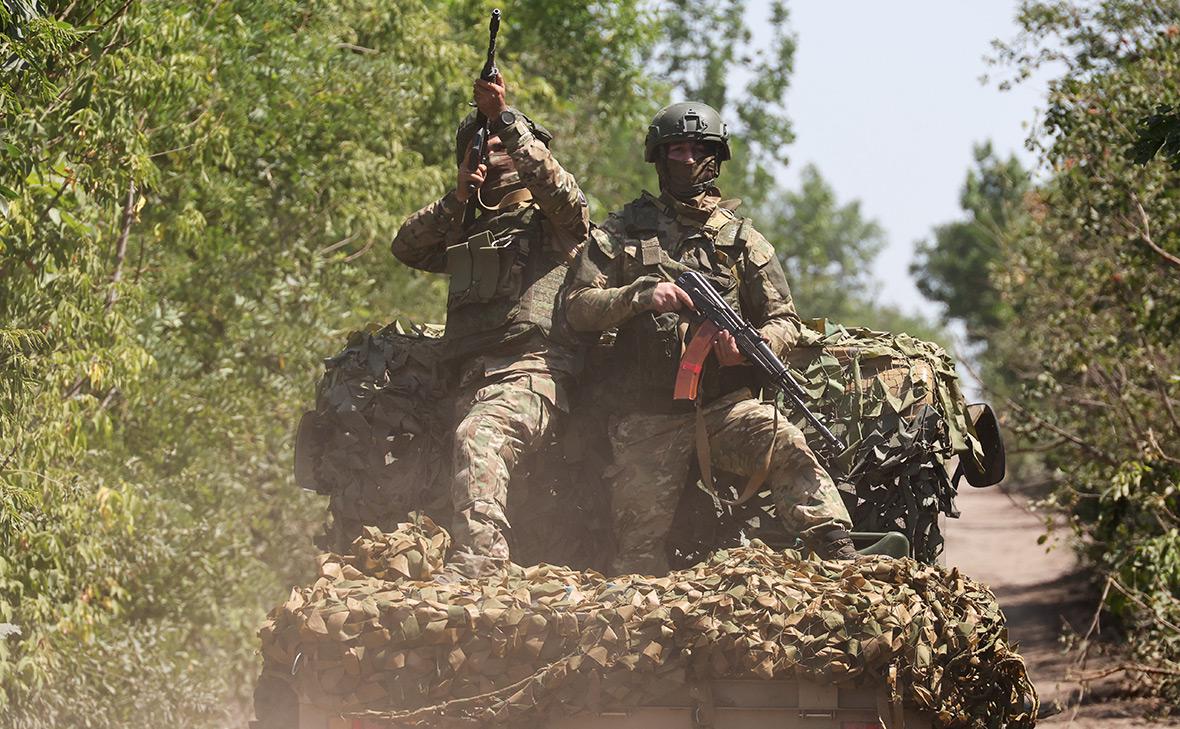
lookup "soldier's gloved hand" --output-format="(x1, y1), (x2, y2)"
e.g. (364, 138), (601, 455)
(648, 282), (695, 313)
(455, 161), (487, 204)
(713, 330), (746, 366)
(474, 73), (508, 120)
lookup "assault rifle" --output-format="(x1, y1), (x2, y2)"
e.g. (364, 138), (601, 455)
(673, 269), (846, 451)
(462, 8), (501, 227)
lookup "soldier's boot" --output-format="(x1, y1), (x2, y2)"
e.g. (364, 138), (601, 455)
(811, 525), (858, 561)
(445, 551), (506, 579)
(437, 550), (526, 584)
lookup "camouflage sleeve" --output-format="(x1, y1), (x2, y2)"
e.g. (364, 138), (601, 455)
(389, 192), (463, 273)
(565, 225), (661, 332)
(738, 226), (803, 357)
(496, 116), (589, 260)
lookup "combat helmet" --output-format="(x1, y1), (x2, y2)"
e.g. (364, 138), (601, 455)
(644, 101), (731, 163)
(454, 107), (553, 165)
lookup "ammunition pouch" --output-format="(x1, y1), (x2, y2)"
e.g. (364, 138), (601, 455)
(440, 204), (575, 348)
(446, 230), (517, 305)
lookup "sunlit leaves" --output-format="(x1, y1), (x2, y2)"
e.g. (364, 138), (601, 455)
(990, 2), (1180, 700)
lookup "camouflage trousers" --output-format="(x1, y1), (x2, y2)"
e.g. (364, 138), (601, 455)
(449, 374), (558, 578)
(607, 388), (852, 576)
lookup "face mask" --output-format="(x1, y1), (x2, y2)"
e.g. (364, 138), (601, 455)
(656, 148), (720, 202)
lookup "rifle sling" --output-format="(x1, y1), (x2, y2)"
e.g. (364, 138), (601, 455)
(476, 187), (533, 212)
(693, 389), (777, 508)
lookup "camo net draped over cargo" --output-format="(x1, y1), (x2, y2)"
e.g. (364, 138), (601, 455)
(295, 323), (453, 551)
(258, 518), (1036, 728)
(783, 321), (984, 562)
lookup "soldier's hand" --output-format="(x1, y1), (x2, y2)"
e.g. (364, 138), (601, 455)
(474, 73), (508, 119)
(455, 161), (487, 204)
(713, 330), (746, 366)
(648, 282), (695, 313)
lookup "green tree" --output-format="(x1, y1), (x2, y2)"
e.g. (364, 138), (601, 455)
(1131, 104), (1180, 168)
(911, 142), (1030, 344)
(757, 165), (944, 342)
(656, 0), (796, 209)
(760, 164), (885, 321)
(989, 0), (1180, 700)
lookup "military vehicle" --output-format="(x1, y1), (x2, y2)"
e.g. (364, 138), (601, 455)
(251, 318), (1020, 729)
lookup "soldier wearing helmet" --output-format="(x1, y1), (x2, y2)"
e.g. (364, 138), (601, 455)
(565, 101), (856, 575)
(391, 74), (589, 578)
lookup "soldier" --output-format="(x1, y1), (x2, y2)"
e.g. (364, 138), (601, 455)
(391, 74), (588, 578)
(565, 101), (857, 576)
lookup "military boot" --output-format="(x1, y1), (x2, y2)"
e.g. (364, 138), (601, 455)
(811, 525), (858, 561)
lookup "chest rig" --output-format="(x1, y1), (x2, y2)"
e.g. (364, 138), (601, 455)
(443, 202), (568, 355)
(612, 194), (754, 412)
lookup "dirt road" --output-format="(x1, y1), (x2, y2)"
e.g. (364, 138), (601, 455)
(946, 484), (1177, 727)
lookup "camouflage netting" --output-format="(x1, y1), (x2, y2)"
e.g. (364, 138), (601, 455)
(257, 517), (1036, 728)
(295, 322), (453, 552)
(783, 321), (985, 562)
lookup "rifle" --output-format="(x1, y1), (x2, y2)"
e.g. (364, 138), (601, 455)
(673, 269), (846, 451)
(462, 8), (501, 228)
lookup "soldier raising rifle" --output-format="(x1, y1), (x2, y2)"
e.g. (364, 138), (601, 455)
(391, 10), (590, 579)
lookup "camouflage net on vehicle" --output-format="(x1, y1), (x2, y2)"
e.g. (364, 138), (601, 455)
(783, 322), (983, 562)
(257, 516), (1037, 728)
(294, 322), (453, 551)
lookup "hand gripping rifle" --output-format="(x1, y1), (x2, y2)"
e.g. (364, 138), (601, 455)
(462, 8), (501, 227)
(673, 269), (846, 451)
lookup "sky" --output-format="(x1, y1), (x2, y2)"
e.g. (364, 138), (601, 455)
(749, 1), (1051, 321)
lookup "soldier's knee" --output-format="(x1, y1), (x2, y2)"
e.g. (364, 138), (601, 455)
(455, 498), (508, 526)
(454, 412), (510, 449)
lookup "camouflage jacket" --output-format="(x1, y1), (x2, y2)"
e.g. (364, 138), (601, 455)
(565, 190), (802, 410)
(390, 115), (590, 402)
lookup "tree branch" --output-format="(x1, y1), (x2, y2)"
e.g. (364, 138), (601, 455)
(954, 351), (1118, 465)
(105, 179), (137, 310)
(1108, 575), (1180, 635)
(1068, 663), (1180, 682)
(1129, 193), (1180, 272)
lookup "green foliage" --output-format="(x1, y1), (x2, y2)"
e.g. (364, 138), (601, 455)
(763, 165), (945, 343)
(762, 164), (885, 320)
(987, 0), (1180, 701)
(656, 0), (796, 209)
(911, 143), (1029, 345)
(1131, 104), (1180, 169)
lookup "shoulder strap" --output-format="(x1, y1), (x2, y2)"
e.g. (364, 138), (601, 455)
(714, 217), (749, 249)
(735, 217), (751, 245)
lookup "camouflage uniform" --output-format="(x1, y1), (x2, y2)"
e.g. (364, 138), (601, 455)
(392, 112), (588, 577)
(566, 190), (852, 576)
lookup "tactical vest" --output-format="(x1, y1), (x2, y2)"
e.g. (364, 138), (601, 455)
(443, 202), (569, 357)
(610, 196), (757, 412)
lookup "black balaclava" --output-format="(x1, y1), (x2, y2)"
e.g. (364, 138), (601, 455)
(656, 143), (722, 204)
